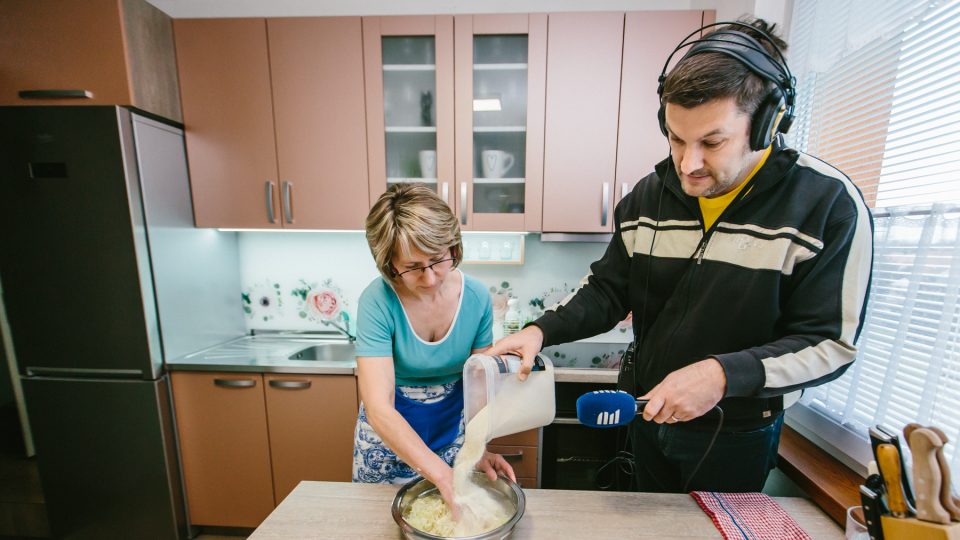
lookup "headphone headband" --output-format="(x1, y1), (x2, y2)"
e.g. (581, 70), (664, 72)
(657, 20), (797, 150)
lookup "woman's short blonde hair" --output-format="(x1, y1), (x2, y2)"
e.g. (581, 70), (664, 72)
(365, 184), (463, 282)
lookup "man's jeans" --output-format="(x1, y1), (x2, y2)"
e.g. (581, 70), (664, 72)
(629, 413), (784, 493)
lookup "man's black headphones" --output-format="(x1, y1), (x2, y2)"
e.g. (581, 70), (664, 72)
(656, 21), (797, 151)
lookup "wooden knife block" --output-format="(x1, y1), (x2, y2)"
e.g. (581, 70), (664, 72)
(882, 516), (960, 540)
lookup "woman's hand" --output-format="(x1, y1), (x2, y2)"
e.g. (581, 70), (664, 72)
(475, 450), (517, 483)
(432, 465), (461, 521)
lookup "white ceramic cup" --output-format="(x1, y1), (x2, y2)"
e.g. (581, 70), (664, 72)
(481, 150), (515, 178)
(844, 506), (869, 540)
(418, 150), (437, 179)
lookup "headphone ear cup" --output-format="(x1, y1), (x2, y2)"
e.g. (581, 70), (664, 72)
(749, 87), (785, 151)
(658, 102), (668, 137)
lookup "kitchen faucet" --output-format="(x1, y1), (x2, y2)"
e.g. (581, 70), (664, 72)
(322, 318), (356, 342)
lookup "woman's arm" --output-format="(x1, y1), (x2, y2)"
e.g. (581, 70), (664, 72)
(357, 356), (458, 509)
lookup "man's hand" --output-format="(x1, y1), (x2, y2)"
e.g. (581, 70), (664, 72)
(483, 326), (544, 381)
(475, 450), (517, 483)
(639, 358), (727, 423)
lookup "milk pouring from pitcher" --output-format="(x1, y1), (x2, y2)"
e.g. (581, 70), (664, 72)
(463, 353), (555, 440)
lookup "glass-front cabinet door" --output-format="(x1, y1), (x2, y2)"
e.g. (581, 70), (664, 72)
(455, 15), (546, 231)
(364, 17), (455, 207)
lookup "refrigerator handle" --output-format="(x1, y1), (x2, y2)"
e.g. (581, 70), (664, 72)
(25, 367), (144, 378)
(265, 181), (277, 223)
(213, 378), (257, 389)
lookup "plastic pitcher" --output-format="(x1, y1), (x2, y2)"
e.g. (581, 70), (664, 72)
(462, 353), (555, 440)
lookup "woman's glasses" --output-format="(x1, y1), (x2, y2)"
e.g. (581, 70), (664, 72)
(396, 258), (455, 278)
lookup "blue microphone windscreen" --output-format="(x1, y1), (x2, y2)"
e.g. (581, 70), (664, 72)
(576, 390), (637, 428)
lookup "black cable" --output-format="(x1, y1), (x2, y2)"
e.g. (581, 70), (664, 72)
(682, 405), (725, 493)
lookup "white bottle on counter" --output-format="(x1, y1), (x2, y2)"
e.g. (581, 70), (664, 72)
(503, 298), (521, 336)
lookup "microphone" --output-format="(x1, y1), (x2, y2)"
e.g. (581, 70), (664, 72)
(576, 390), (648, 428)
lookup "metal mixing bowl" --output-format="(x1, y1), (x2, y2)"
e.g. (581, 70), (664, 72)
(391, 472), (525, 540)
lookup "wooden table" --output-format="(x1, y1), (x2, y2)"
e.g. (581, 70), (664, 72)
(249, 481), (844, 539)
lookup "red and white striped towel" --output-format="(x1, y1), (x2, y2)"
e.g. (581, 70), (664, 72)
(690, 491), (812, 540)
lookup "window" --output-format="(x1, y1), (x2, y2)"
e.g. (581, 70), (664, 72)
(786, 0), (960, 486)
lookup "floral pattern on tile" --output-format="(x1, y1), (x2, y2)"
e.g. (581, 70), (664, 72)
(528, 283), (577, 319)
(291, 278), (352, 333)
(488, 281), (514, 322)
(241, 280), (283, 322)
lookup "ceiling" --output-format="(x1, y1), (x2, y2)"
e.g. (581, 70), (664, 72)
(143, 0), (721, 18)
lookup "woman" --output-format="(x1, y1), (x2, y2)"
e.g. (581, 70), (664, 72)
(352, 184), (515, 512)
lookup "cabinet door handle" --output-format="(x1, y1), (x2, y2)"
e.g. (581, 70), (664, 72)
(19, 89), (93, 99)
(213, 378), (257, 388)
(282, 181), (294, 224)
(499, 450), (525, 460)
(620, 182), (629, 203)
(601, 182), (610, 226)
(265, 181), (276, 223)
(441, 182), (449, 205)
(269, 380), (311, 390)
(460, 182), (468, 225)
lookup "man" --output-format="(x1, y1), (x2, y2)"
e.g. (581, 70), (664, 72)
(487, 18), (874, 493)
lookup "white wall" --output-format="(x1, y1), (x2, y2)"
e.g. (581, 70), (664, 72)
(237, 232), (612, 330)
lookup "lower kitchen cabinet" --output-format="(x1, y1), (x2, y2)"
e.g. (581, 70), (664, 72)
(170, 372), (274, 528)
(170, 372), (359, 528)
(489, 428), (541, 488)
(264, 374), (359, 502)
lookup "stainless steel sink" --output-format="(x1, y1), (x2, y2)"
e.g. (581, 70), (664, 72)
(287, 342), (355, 361)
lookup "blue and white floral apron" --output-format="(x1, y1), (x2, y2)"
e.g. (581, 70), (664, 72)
(352, 379), (465, 484)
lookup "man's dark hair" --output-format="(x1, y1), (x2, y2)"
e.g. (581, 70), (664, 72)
(661, 17), (788, 118)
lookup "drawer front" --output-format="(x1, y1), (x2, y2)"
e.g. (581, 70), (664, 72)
(488, 444), (538, 479)
(490, 428), (540, 447)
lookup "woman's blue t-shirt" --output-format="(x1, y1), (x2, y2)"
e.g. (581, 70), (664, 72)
(354, 271), (493, 386)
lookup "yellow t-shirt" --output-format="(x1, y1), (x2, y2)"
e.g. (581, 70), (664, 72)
(698, 146), (772, 231)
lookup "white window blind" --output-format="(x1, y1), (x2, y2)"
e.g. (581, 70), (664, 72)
(787, 0), (960, 487)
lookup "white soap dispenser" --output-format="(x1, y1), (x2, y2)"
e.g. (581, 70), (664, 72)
(503, 298), (522, 336)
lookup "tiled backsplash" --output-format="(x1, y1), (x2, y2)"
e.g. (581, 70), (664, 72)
(238, 232), (633, 353)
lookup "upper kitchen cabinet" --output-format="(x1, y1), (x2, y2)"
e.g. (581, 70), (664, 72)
(174, 17), (369, 229)
(363, 15), (547, 231)
(542, 11), (714, 233)
(268, 18), (370, 229)
(0, 0), (181, 121)
(454, 14), (547, 231)
(542, 12), (625, 233)
(615, 11), (714, 203)
(175, 19), (280, 229)
(363, 16), (456, 207)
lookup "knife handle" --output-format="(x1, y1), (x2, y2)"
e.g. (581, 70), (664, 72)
(860, 485), (886, 540)
(879, 443), (909, 517)
(908, 428), (952, 524)
(865, 474), (890, 514)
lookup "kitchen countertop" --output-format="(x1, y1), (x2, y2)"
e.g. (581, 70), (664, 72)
(165, 333), (357, 375)
(166, 333), (620, 383)
(248, 481), (844, 539)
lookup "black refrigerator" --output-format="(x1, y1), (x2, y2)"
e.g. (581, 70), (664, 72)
(0, 106), (246, 539)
